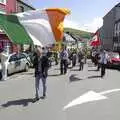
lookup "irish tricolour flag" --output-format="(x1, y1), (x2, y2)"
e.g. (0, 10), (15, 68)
(0, 8), (70, 47)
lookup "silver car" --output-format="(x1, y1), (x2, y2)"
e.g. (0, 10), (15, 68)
(3, 53), (30, 75)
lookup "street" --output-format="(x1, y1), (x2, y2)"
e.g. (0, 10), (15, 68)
(0, 60), (120, 120)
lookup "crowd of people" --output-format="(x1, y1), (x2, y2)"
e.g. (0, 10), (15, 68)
(0, 45), (109, 102)
(59, 46), (86, 74)
(30, 45), (86, 102)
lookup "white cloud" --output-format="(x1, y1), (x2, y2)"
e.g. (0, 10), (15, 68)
(64, 20), (81, 30)
(84, 17), (103, 32)
(64, 17), (103, 33)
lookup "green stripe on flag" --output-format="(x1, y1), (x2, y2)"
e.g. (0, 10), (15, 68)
(0, 13), (33, 45)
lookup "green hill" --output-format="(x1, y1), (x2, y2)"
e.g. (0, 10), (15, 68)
(64, 28), (92, 39)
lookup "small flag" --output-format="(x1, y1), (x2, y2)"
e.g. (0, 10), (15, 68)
(90, 30), (101, 46)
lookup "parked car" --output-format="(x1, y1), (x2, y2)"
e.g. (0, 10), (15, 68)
(107, 52), (120, 69)
(22, 52), (33, 67)
(0, 53), (30, 76)
(0, 64), (2, 79)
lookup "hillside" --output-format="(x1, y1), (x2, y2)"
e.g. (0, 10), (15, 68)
(64, 28), (93, 39)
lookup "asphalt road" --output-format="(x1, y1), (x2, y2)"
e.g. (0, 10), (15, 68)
(0, 60), (120, 120)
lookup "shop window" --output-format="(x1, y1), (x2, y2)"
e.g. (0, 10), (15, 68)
(0, 0), (6, 4)
(118, 22), (120, 32)
(115, 24), (117, 31)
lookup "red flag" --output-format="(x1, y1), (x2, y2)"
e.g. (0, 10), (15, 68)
(90, 30), (101, 46)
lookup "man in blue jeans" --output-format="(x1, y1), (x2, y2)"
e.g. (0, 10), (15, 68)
(33, 47), (49, 102)
(99, 50), (108, 77)
(60, 46), (68, 74)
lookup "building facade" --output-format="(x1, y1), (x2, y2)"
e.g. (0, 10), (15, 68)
(0, 0), (35, 14)
(102, 6), (116, 50)
(113, 3), (120, 52)
(102, 3), (120, 52)
(113, 20), (120, 51)
(0, 0), (35, 52)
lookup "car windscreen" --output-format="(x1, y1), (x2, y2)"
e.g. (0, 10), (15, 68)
(18, 54), (26, 59)
(9, 55), (17, 62)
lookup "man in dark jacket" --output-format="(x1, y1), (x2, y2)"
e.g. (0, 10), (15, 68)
(78, 50), (84, 70)
(33, 47), (49, 102)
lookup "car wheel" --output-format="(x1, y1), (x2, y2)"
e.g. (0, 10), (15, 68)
(24, 64), (29, 72)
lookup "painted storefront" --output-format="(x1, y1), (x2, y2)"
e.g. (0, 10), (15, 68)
(0, 0), (35, 52)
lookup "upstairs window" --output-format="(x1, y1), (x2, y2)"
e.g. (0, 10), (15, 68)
(0, 0), (6, 4)
(19, 6), (24, 12)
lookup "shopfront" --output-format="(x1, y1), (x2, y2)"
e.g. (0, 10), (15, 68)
(0, 32), (12, 52)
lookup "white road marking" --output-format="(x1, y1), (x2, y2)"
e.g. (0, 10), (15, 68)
(99, 89), (120, 95)
(63, 89), (120, 110)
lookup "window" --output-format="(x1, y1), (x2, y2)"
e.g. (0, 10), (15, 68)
(0, 0), (6, 4)
(0, 9), (5, 14)
(118, 22), (120, 32)
(116, 23), (118, 31)
(19, 53), (25, 59)
(19, 6), (24, 12)
(114, 24), (117, 36)
(115, 24), (117, 32)
(0, 0), (4, 3)
(9, 55), (17, 62)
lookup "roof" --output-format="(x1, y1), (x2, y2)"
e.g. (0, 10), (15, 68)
(17, 0), (35, 10)
(21, 0), (33, 6)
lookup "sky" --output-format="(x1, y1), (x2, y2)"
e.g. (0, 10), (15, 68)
(28, 0), (120, 32)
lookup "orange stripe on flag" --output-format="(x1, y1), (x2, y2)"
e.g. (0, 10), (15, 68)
(46, 8), (70, 42)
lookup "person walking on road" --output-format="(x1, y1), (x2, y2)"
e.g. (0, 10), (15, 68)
(60, 46), (68, 75)
(71, 50), (77, 67)
(0, 49), (9, 81)
(96, 52), (101, 71)
(78, 50), (84, 71)
(99, 50), (108, 78)
(33, 47), (49, 102)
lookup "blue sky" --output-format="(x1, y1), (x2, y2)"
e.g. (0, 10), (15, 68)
(29, 0), (120, 32)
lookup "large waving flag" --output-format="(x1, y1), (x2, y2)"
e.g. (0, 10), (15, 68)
(0, 8), (70, 46)
(90, 30), (101, 46)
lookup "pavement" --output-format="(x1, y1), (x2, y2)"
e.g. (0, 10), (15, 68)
(0, 60), (120, 120)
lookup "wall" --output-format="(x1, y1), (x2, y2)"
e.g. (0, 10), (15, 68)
(102, 8), (115, 50)
(113, 5), (120, 51)
(6, 0), (16, 13)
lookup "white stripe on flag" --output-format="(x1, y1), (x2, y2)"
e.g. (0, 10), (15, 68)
(16, 10), (55, 46)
